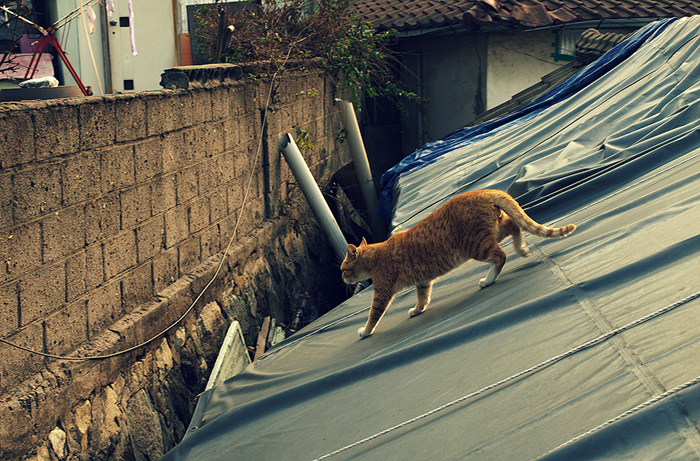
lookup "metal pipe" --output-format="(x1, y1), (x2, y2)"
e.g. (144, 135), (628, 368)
(335, 99), (386, 236)
(279, 133), (348, 261)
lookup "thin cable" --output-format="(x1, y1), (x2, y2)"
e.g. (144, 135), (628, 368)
(312, 290), (700, 460)
(537, 373), (700, 459)
(0, 45), (298, 362)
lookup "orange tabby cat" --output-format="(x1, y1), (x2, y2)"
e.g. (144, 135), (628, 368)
(341, 189), (576, 338)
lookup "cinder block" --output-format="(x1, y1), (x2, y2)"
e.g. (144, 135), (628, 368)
(103, 231), (137, 280)
(65, 250), (87, 302)
(151, 173), (177, 216)
(176, 166), (199, 204)
(44, 300), (88, 355)
(101, 144), (135, 193)
(34, 104), (80, 160)
(208, 187), (229, 224)
(42, 206), (86, 263)
(161, 132), (186, 173)
(0, 110), (35, 167)
(85, 192), (120, 244)
(19, 262), (65, 326)
(173, 91), (194, 130)
(136, 216), (164, 263)
(0, 321), (44, 393)
(164, 205), (188, 249)
(183, 126), (207, 163)
(134, 137), (165, 183)
(0, 172), (11, 229)
(120, 263), (153, 313)
(178, 235), (201, 275)
(0, 221), (41, 283)
(200, 225), (221, 261)
(85, 242), (104, 290)
(146, 94), (177, 137)
(205, 121), (226, 157)
(0, 282), (18, 337)
(218, 214), (238, 247)
(62, 150), (101, 206)
(87, 280), (122, 338)
(190, 88), (213, 125)
(121, 183), (152, 229)
(188, 196), (210, 234)
(153, 246), (179, 293)
(211, 86), (230, 121)
(79, 99), (117, 150)
(13, 163), (62, 221)
(222, 117), (240, 153)
(114, 96), (147, 142)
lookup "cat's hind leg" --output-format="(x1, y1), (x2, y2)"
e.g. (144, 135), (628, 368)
(477, 245), (506, 288)
(511, 229), (531, 257)
(499, 214), (530, 257)
(409, 281), (433, 317)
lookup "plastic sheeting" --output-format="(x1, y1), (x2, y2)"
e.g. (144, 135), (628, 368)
(163, 17), (700, 460)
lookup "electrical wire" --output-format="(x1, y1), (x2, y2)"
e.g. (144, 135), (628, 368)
(0, 44), (299, 362)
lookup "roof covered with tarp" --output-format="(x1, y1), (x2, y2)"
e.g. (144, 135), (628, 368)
(163, 16), (700, 460)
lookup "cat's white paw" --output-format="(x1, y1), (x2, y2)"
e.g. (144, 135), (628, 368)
(519, 246), (531, 257)
(358, 327), (371, 338)
(408, 307), (424, 317)
(479, 278), (495, 288)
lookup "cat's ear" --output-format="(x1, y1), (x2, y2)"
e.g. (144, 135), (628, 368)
(347, 244), (358, 258)
(360, 237), (368, 247)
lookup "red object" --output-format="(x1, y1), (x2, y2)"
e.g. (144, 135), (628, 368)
(24, 34), (89, 96)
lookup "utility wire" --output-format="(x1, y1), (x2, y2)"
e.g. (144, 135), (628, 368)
(0, 44), (299, 361)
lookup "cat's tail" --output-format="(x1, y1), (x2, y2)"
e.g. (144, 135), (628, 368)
(491, 190), (577, 238)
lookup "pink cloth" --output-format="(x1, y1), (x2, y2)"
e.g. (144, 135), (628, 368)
(0, 53), (54, 80)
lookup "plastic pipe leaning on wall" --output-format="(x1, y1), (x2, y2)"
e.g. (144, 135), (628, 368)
(279, 133), (348, 261)
(336, 99), (386, 237)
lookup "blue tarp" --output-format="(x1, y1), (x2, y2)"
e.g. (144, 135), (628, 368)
(163, 16), (700, 461)
(378, 17), (675, 223)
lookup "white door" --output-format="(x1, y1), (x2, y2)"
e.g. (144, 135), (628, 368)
(107, 0), (177, 92)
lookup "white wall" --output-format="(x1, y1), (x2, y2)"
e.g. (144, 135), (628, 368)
(486, 29), (564, 109)
(107, 0), (177, 93)
(47, 1), (177, 94)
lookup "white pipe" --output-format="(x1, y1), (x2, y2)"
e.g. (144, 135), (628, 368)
(335, 99), (386, 236)
(279, 133), (348, 261)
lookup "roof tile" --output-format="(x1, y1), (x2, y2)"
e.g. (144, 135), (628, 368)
(351, 0), (700, 31)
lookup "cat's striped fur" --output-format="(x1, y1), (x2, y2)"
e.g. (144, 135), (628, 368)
(341, 189), (576, 338)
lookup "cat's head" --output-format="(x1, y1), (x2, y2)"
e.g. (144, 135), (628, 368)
(341, 237), (371, 284)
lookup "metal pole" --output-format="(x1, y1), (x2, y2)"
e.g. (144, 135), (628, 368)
(279, 133), (348, 261)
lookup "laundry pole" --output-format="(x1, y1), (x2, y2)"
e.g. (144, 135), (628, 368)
(279, 133), (348, 261)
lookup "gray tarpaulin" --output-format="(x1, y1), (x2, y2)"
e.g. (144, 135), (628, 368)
(163, 16), (700, 460)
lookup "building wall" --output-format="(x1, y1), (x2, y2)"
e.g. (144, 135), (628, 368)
(0, 63), (352, 459)
(394, 29), (563, 159)
(486, 29), (565, 109)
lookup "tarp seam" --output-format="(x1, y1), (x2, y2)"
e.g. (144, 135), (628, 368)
(311, 290), (700, 460)
(537, 373), (700, 459)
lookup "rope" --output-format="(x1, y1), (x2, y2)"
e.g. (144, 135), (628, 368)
(312, 290), (700, 460)
(0, 44), (299, 362)
(537, 373), (700, 459)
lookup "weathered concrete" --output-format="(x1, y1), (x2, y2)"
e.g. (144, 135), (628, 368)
(0, 63), (353, 460)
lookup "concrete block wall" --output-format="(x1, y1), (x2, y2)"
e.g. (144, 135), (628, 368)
(0, 65), (350, 396)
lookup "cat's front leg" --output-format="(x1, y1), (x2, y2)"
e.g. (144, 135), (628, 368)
(359, 289), (395, 338)
(408, 281), (433, 317)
